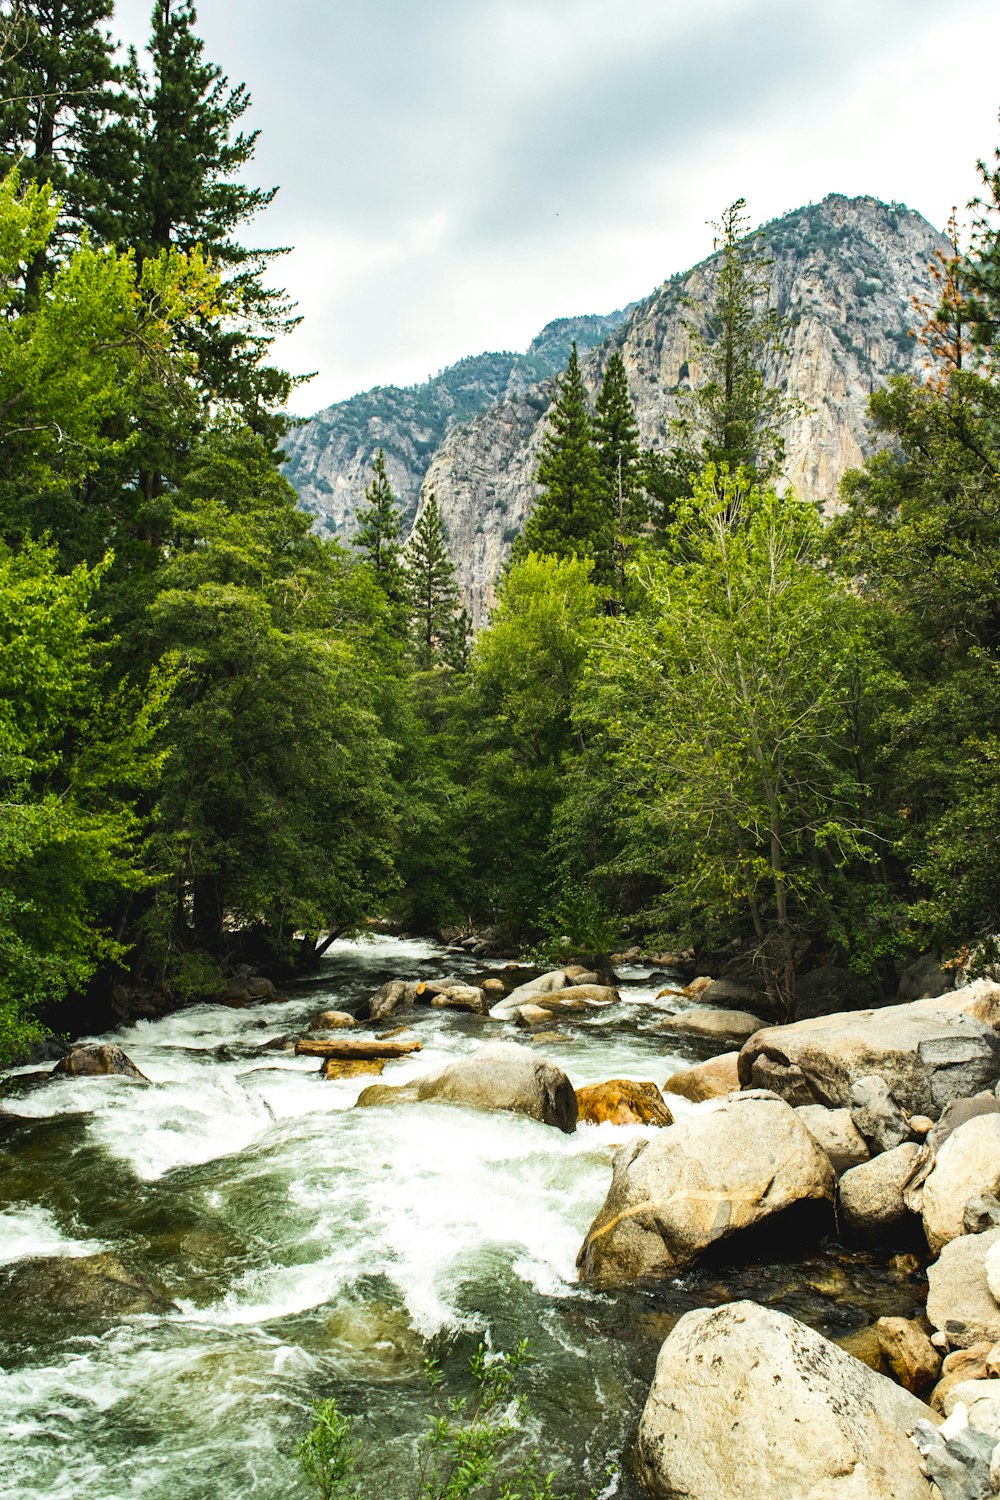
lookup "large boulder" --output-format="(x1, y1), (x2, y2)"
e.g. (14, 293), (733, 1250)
(849, 1074), (913, 1153)
(488, 969), (570, 1019)
(367, 980), (420, 1022)
(838, 1143), (922, 1238)
(635, 1301), (937, 1500)
(796, 964), (881, 1020)
(922, 1113), (1000, 1255)
(795, 1104), (870, 1175)
(899, 956), (957, 1003)
(926, 1227), (1000, 1350)
(876, 1317), (941, 1394)
(577, 1093), (835, 1283)
(738, 1000), (1000, 1117)
(53, 1044), (149, 1082)
(575, 1079), (673, 1127)
(656, 1006), (764, 1045)
(355, 1042), (577, 1132)
(662, 1052), (740, 1102)
(0, 1252), (174, 1319)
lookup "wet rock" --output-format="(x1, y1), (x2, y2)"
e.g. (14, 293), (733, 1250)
(662, 1052), (740, 1103)
(738, 1000), (1000, 1117)
(0, 1251), (174, 1318)
(321, 1057), (385, 1080)
(260, 1033), (297, 1052)
(795, 964), (880, 1020)
(367, 980), (420, 1022)
(927, 1227), (1000, 1350)
(564, 966), (601, 985)
(837, 1323), (886, 1371)
(481, 978), (506, 996)
(575, 1079), (674, 1127)
(795, 1104), (871, 1174)
(635, 1300), (937, 1500)
(922, 1114), (1000, 1255)
(516, 1003), (562, 1029)
(838, 1142), (922, 1237)
(355, 1042), (578, 1132)
(53, 1044), (150, 1082)
(850, 1074), (913, 1153)
(577, 1093), (835, 1284)
(682, 975), (714, 1000)
(308, 1011), (356, 1030)
(416, 982), (489, 1015)
(699, 977), (764, 1012)
(899, 956), (958, 1003)
(656, 1006), (764, 1045)
(876, 1316), (941, 1394)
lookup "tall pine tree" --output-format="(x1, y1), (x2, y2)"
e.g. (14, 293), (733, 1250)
(521, 342), (610, 582)
(405, 493), (461, 669)
(354, 449), (404, 599)
(594, 351), (646, 598)
(83, 0), (300, 436)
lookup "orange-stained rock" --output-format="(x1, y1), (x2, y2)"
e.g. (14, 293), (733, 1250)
(321, 1057), (385, 1080)
(875, 1316), (940, 1393)
(575, 1079), (674, 1128)
(663, 1052), (740, 1103)
(683, 975), (714, 1000)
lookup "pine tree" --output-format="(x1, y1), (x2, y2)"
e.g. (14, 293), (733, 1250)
(354, 449), (404, 598)
(405, 493), (461, 669)
(594, 351), (646, 597)
(0, 0), (119, 282)
(521, 343), (610, 581)
(670, 200), (792, 491)
(82, 0), (300, 435)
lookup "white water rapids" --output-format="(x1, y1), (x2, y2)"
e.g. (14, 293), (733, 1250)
(0, 937), (923, 1498)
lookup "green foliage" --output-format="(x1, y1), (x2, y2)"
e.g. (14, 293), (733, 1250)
(521, 344), (610, 585)
(405, 494), (463, 670)
(666, 200), (794, 505)
(582, 466), (875, 1014)
(354, 449), (405, 598)
(296, 1343), (601, 1500)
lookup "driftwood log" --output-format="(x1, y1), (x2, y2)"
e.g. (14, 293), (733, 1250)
(294, 1037), (423, 1060)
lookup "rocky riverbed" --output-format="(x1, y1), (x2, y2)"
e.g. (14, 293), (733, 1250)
(0, 936), (984, 1498)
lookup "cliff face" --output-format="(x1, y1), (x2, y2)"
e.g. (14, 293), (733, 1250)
(284, 194), (949, 623)
(416, 194), (949, 621)
(281, 311), (629, 542)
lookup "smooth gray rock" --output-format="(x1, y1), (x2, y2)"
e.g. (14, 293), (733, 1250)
(577, 1094), (834, 1283)
(355, 1042), (577, 1132)
(367, 979), (420, 1022)
(636, 1301), (937, 1500)
(656, 1006), (765, 1045)
(839, 1142), (923, 1237)
(899, 956), (957, 1003)
(922, 1114), (1000, 1255)
(927, 1227), (1000, 1350)
(739, 1001), (1000, 1118)
(850, 1074), (913, 1153)
(910, 1420), (994, 1500)
(795, 1104), (870, 1174)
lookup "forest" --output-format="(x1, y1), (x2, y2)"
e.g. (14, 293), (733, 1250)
(2, 0), (1000, 1068)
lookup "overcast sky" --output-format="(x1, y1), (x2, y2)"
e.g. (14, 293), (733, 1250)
(111, 0), (1000, 414)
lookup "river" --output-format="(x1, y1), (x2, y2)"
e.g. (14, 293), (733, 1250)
(0, 936), (925, 1498)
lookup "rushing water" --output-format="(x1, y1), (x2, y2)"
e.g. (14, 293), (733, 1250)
(0, 937), (925, 1499)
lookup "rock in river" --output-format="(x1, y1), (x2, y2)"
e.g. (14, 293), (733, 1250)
(577, 1092), (835, 1283)
(635, 1300), (937, 1500)
(53, 1044), (150, 1081)
(656, 1006), (764, 1045)
(662, 1051), (740, 1102)
(738, 998), (1000, 1117)
(0, 1251), (174, 1319)
(575, 1079), (673, 1127)
(355, 1042), (578, 1132)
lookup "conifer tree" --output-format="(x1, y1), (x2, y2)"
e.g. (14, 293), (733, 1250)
(82, 0), (300, 434)
(522, 343), (610, 583)
(670, 200), (792, 492)
(354, 449), (404, 598)
(405, 493), (461, 669)
(594, 351), (647, 597)
(0, 0), (119, 280)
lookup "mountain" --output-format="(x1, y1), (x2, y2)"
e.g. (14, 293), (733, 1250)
(285, 194), (950, 621)
(281, 310), (631, 541)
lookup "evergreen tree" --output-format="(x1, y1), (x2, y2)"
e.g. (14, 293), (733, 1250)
(405, 493), (461, 669)
(668, 200), (792, 497)
(521, 343), (610, 582)
(0, 0), (119, 281)
(354, 449), (404, 598)
(594, 351), (646, 597)
(82, 0), (300, 435)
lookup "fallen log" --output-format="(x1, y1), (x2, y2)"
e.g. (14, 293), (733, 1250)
(294, 1036), (423, 1060)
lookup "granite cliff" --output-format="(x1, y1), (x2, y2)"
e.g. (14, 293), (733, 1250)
(286, 194), (950, 621)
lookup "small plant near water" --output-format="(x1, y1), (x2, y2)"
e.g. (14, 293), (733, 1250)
(296, 1341), (607, 1500)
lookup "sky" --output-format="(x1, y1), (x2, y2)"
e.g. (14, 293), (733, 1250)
(111, 0), (1000, 415)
